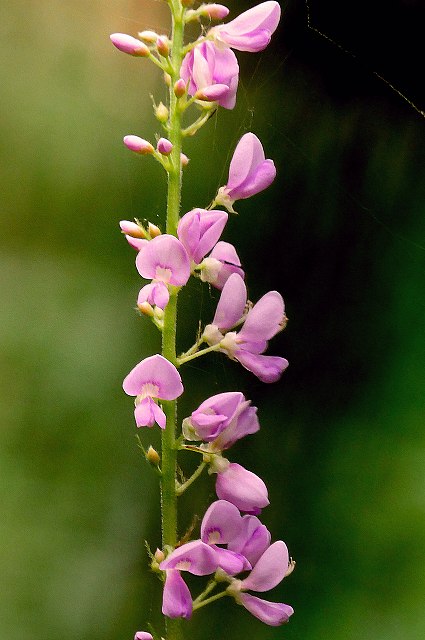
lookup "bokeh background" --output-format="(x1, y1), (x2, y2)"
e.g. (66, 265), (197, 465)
(1, 1), (424, 639)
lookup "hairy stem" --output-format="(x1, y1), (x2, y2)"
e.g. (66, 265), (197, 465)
(161, 4), (185, 640)
(176, 461), (207, 495)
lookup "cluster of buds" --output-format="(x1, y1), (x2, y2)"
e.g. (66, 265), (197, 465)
(111, 2), (295, 637)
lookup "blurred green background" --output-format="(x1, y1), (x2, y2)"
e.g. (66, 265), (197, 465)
(1, 1), (424, 639)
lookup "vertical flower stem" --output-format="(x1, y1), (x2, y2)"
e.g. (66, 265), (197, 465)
(161, 4), (184, 640)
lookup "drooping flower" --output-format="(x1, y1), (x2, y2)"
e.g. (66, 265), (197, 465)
(180, 41), (239, 109)
(227, 540), (294, 626)
(122, 354), (183, 428)
(177, 208), (228, 265)
(215, 132), (276, 212)
(208, 1), (281, 52)
(197, 241), (245, 289)
(203, 273), (288, 383)
(162, 569), (193, 619)
(215, 462), (269, 513)
(182, 391), (259, 449)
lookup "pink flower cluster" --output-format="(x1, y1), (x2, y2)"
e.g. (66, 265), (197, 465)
(160, 499), (293, 625)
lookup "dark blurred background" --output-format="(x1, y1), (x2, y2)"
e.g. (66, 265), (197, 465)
(1, 1), (424, 639)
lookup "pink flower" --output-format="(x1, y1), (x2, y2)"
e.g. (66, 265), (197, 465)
(204, 273), (288, 383)
(162, 569), (193, 619)
(182, 391), (259, 449)
(137, 282), (169, 310)
(215, 132), (276, 211)
(180, 41), (239, 109)
(177, 208), (228, 265)
(208, 1), (281, 52)
(227, 541), (294, 626)
(134, 633), (153, 640)
(136, 234), (191, 291)
(122, 354), (183, 428)
(198, 241), (245, 290)
(215, 462), (269, 513)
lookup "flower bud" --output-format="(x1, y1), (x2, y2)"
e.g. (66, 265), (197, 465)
(148, 222), (162, 238)
(138, 30), (159, 43)
(157, 138), (173, 155)
(123, 135), (154, 155)
(155, 102), (169, 123)
(119, 220), (146, 238)
(156, 36), (169, 57)
(146, 445), (160, 465)
(201, 3), (230, 19)
(134, 633), (153, 640)
(138, 301), (154, 317)
(163, 72), (171, 86)
(154, 548), (165, 563)
(174, 78), (186, 98)
(110, 33), (150, 57)
(180, 153), (189, 167)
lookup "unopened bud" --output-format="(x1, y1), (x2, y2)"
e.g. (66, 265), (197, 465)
(110, 33), (150, 57)
(155, 102), (169, 123)
(123, 135), (154, 155)
(119, 220), (146, 238)
(156, 36), (169, 57)
(163, 73), (171, 87)
(201, 3), (230, 20)
(157, 138), (173, 155)
(138, 301), (154, 316)
(154, 548), (165, 563)
(148, 222), (162, 237)
(174, 79), (186, 98)
(180, 153), (189, 167)
(280, 314), (288, 331)
(138, 30), (159, 44)
(146, 445), (160, 465)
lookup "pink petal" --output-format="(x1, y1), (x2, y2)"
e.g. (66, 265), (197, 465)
(212, 2), (281, 52)
(136, 235), (190, 286)
(238, 593), (294, 626)
(201, 499), (243, 544)
(137, 282), (169, 309)
(125, 236), (148, 251)
(214, 402), (260, 450)
(213, 273), (247, 331)
(177, 209), (228, 264)
(228, 515), (271, 567)
(122, 354), (184, 400)
(211, 545), (251, 575)
(238, 291), (284, 343)
(227, 133), (265, 192)
(134, 397), (159, 428)
(160, 540), (219, 576)
(231, 159), (276, 200)
(162, 570), (192, 619)
(215, 463), (269, 513)
(241, 541), (289, 593)
(235, 351), (289, 383)
(209, 241), (242, 267)
(134, 633), (154, 640)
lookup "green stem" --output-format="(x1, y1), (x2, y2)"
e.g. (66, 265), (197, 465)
(192, 590), (229, 611)
(161, 5), (185, 640)
(177, 342), (222, 365)
(176, 461), (206, 495)
(192, 580), (218, 605)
